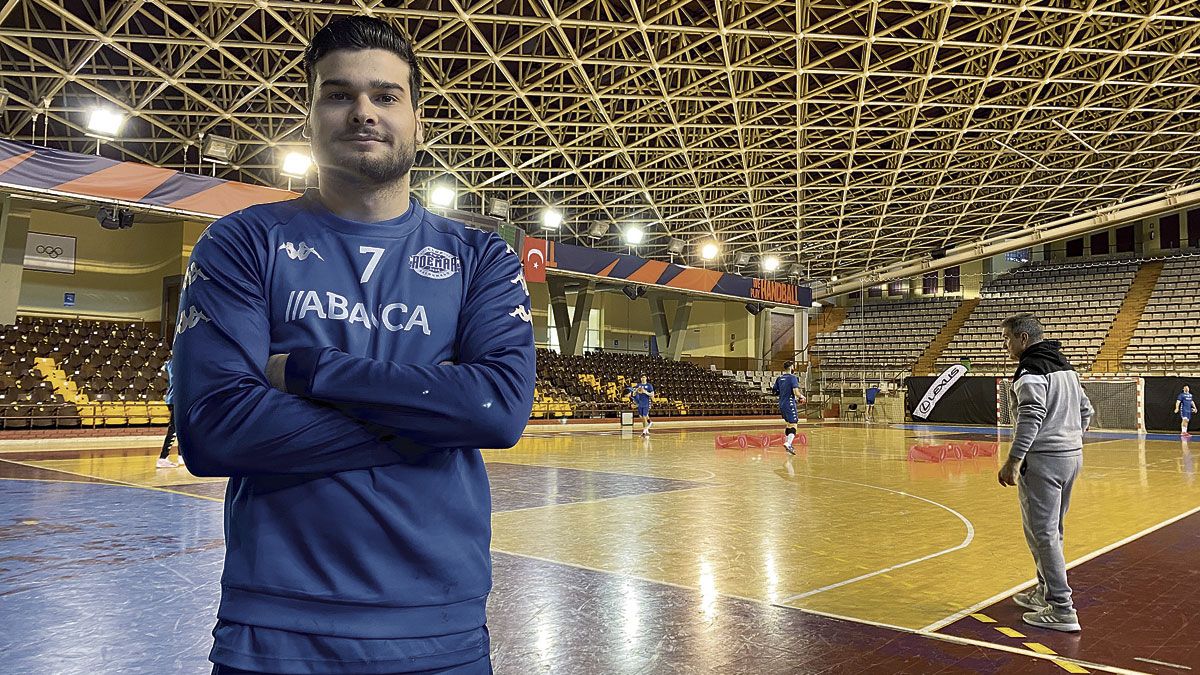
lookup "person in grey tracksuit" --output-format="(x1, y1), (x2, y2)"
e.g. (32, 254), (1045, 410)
(998, 313), (1093, 633)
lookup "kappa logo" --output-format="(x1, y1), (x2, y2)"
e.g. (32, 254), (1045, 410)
(279, 241), (325, 261)
(509, 305), (532, 323)
(182, 262), (209, 290)
(409, 246), (461, 280)
(176, 306), (211, 335)
(511, 270), (529, 296)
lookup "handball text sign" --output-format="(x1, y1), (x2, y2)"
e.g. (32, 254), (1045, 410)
(24, 232), (76, 274)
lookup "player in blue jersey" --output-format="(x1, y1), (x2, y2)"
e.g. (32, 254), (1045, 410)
(172, 17), (535, 675)
(1177, 385), (1196, 437)
(864, 385), (880, 423)
(772, 361), (807, 454)
(630, 374), (655, 436)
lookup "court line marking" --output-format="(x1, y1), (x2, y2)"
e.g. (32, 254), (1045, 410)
(493, 483), (726, 514)
(1027, 642), (1059, 655)
(489, 548), (1144, 674)
(923, 501), (1200, 632)
(2, 466), (1139, 674)
(487, 457), (720, 483)
(0, 458), (224, 502)
(1133, 657), (1191, 670)
(777, 474), (975, 603)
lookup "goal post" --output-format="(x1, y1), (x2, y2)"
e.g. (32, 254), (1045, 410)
(997, 376), (1145, 432)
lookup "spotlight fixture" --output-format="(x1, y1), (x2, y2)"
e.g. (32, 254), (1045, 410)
(734, 252), (752, 267)
(587, 221), (609, 238)
(86, 108), (125, 139)
(623, 225), (644, 245)
(542, 208), (563, 230)
(762, 256), (781, 272)
(700, 242), (719, 260)
(201, 134), (237, 164)
(281, 151), (312, 178)
(97, 206), (134, 230)
(667, 238), (685, 255)
(486, 198), (511, 219)
(429, 184), (456, 208)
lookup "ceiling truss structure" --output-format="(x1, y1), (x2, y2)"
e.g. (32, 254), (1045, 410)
(2, 0), (1199, 281)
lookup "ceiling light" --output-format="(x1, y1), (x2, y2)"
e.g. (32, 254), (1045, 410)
(86, 108), (125, 138)
(201, 135), (237, 164)
(542, 208), (563, 230)
(667, 238), (685, 254)
(700, 242), (719, 260)
(623, 225), (644, 245)
(762, 256), (780, 272)
(735, 252), (752, 267)
(281, 151), (312, 178)
(486, 198), (511, 219)
(429, 184), (456, 208)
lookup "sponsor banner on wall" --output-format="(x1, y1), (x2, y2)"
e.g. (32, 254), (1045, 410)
(23, 232), (76, 274)
(913, 364), (968, 419)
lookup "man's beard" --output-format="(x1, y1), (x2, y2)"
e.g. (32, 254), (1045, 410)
(316, 135), (417, 186)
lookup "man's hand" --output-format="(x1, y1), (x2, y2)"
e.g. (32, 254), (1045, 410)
(266, 353), (289, 392)
(998, 456), (1022, 487)
(797, 394), (807, 405)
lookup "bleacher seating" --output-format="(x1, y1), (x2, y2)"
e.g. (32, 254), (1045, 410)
(936, 257), (1139, 374)
(1122, 254), (1200, 373)
(536, 348), (775, 417)
(1, 317), (779, 428)
(811, 298), (961, 373)
(0, 316), (169, 428)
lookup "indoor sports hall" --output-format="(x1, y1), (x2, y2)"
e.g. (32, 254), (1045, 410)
(2, 2), (1199, 674)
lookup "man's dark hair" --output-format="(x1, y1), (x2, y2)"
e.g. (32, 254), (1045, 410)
(304, 16), (422, 109)
(783, 360), (795, 371)
(1001, 313), (1044, 342)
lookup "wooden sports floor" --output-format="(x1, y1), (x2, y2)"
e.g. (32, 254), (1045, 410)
(2, 421), (1197, 674)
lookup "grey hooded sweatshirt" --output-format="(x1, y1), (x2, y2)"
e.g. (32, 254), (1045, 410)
(1008, 340), (1094, 461)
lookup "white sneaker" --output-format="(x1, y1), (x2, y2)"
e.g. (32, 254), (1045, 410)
(784, 443), (795, 455)
(1022, 605), (1080, 632)
(156, 457), (178, 469)
(1013, 587), (1049, 611)
(642, 429), (650, 436)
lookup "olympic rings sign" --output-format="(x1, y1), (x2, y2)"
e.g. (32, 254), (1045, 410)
(24, 232), (75, 273)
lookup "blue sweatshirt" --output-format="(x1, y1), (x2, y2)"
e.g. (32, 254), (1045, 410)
(172, 192), (535, 672)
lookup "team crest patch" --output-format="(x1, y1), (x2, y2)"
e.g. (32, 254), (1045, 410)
(409, 246), (461, 280)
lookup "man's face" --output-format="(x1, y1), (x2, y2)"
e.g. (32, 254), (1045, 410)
(1002, 328), (1028, 361)
(307, 49), (424, 187)
(640, 376), (647, 385)
(1186, 386), (1192, 394)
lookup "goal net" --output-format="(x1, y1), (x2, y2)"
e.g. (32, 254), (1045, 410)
(997, 376), (1144, 432)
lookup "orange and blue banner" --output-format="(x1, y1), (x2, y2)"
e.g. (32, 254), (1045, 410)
(522, 236), (809, 307)
(0, 138), (296, 218)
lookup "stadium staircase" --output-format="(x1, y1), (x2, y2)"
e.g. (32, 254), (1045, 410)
(1092, 261), (1163, 373)
(808, 306), (847, 368)
(912, 298), (979, 375)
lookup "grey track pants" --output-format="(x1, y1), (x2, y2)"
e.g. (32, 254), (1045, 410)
(1018, 451), (1083, 612)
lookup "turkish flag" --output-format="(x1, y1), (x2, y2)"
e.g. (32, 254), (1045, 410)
(523, 237), (547, 283)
